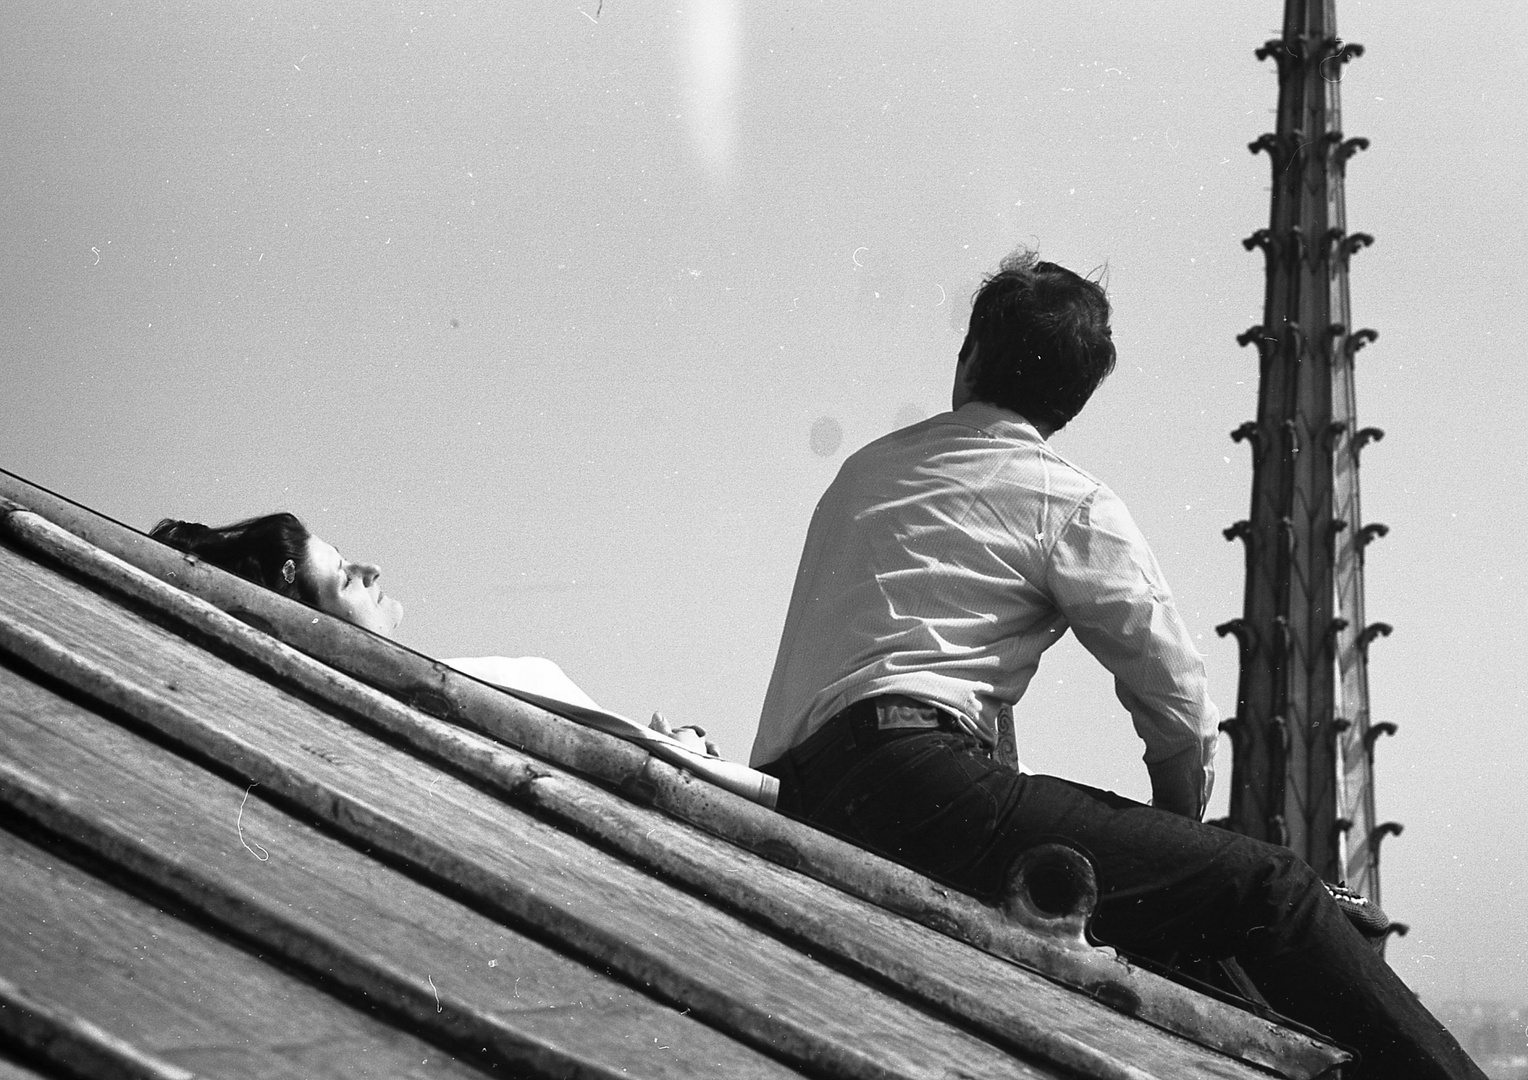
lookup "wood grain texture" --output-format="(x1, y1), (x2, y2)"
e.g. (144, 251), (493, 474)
(0, 672), (805, 1080)
(0, 974), (195, 1080)
(0, 669), (1055, 1080)
(0, 527), (1283, 1078)
(0, 1056), (53, 1080)
(0, 536), (1313, 1080)
(0, 831), (499, 1080)
(0, 479), (1349, 1080)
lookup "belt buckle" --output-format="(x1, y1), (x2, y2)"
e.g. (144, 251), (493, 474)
(873, 696), (943, 732)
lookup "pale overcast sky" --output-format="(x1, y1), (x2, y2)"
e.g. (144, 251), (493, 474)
(4, 0), (1525, 1005)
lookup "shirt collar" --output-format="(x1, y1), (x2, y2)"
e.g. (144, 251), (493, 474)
(949, 400), (1048, 443)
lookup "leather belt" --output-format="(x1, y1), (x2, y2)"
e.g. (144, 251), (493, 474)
(761, 695), (979, 816)
(793, 694), (962, 764)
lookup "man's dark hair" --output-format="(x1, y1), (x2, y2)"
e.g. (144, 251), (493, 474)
(961, 249), (1116, 431)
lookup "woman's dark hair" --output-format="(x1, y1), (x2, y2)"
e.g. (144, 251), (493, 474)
(962, 249), (1117, 431)
(150, 513), (317, 605)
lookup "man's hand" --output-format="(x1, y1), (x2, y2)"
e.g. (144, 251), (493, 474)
(1147, 746), (1210, 820)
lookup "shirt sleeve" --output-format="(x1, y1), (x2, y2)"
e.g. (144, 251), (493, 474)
(1044, 485), (1220, 808)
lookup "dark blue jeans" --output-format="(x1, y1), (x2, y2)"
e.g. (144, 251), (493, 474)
(764, 722), (1483, 1080)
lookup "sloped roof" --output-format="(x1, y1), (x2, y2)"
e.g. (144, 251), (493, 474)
(0, 468), (1349, 1080)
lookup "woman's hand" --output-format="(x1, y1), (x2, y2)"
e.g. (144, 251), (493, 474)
(649, 711), (721, 758)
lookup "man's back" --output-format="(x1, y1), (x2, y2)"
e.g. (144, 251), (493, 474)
(752, 400), (1218, 792)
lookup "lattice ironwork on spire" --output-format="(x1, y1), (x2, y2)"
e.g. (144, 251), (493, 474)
(1217, 0), (1397, 919)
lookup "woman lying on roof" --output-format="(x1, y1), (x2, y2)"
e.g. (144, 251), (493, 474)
(149, 512), (725, 759)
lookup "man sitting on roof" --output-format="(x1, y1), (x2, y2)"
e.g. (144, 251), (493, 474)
(751, 249), (1481, 1080)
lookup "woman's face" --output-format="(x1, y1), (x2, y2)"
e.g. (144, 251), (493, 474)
(301, 535), (404, 637)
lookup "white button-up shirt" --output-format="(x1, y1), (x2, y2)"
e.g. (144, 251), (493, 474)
(751, 401), (1219, 804)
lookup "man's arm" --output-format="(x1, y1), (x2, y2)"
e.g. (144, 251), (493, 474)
(1045, 486), (1220, 819)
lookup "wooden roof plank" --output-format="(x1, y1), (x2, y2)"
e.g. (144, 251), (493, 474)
(0, 478), (1349, 1079)
(0, 542), (1272, 1080)
(0, 522), (1332, 1080)
(2, 506), (1345, 1080)
(0, 671), (809, 1080)
(0, 974), (194, 1080)
(0, 1056), (54, 1080)
(0, 642), (1059, 1080)
(0, 576), (1293, 1080)
(0, 828), (504, 1080)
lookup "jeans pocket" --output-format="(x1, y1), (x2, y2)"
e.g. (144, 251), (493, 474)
(840, 736), (999, 878)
